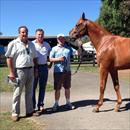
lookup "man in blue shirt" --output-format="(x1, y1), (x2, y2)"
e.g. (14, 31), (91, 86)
(49, 33), (74, 111)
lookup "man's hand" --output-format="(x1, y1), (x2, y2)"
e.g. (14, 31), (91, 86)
(49, 56), (65, 62)
(6, 58), (15, 79)
(58, 56), (65, 61)
(8, 73), (15, 80)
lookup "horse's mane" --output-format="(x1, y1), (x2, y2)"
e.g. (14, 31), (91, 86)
(87, 19), (111, 35)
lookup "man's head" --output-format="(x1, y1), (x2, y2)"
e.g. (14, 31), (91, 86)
(18, 26), (28, 43)
(35, 28), (44, 43)
(57, 33), (65, 45)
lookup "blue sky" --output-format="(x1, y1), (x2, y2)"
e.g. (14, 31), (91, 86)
(1, 0), (101, 36)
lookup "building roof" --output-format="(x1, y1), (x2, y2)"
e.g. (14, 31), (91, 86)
(0, 36), (58, 47)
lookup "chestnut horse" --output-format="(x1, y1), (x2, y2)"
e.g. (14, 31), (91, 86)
(69, 13), (130, 112)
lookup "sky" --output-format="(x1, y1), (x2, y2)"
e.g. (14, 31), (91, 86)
(1, 0), (101, 36)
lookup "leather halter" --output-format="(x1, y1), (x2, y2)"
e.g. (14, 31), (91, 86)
(75, 21), (88, 38)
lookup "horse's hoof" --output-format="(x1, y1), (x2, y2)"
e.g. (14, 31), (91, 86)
(92, 108), (99, 113)
(114, 104), (120, 112)
(114, 108), (119, 112)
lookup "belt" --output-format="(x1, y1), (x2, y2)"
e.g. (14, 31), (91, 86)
(38, 64), (47, 67)
(17, 67), (33, 69)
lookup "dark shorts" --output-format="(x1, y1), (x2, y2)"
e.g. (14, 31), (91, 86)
(54, 72), (71, 90)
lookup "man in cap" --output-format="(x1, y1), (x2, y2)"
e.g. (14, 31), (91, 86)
(49, 33), (74, 111)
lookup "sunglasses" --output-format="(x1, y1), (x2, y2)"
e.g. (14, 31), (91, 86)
(26, 48), (30, 55)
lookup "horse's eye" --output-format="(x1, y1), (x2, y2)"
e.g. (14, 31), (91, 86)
(76, 24), (79, 27)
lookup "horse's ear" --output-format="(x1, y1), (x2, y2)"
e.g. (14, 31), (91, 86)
(82, 12), (85, 19)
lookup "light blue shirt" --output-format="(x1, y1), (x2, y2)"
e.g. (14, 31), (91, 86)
(49, 44), (71, 73)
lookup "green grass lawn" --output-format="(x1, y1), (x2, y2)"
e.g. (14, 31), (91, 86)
(1, 65), (129, 91)
(1, 65), (129, 92)
(0, 66), (53, 92)
(71, 64), (99, 73)
(0, 65), (98, 92)
(0, 66), (13, 92)
(0, 112), (41, 130)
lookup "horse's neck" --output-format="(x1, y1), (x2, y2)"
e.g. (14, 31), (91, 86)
(87, 21), (110, 50)
(88, 31), (104, 50)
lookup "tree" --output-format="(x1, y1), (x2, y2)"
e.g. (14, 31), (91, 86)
(0, 32), (3, 36)
(98, 0), (130, 37)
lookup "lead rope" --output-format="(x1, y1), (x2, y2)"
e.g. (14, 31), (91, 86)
(71, 45), (84, 76)
(71, 55), (82, 75)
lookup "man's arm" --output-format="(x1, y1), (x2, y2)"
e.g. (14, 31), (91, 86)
(6, 57), (15, 79)
(49, 56), (65, 62)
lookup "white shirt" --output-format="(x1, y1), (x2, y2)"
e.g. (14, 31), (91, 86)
(33, 40), (51, 65)
(5, 38), (37, 68)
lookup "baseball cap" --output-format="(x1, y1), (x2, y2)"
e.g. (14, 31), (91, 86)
(57, 33), (65, 38)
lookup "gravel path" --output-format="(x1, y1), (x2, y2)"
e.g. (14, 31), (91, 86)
(1, 70), (130, 130)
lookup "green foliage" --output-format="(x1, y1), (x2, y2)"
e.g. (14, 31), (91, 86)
(98, 0), (130, 37)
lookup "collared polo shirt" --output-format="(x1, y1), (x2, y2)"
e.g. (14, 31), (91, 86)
(49, 44), (71, 73)
(5, 38), (37, 68)
(33, 40), (51, 65)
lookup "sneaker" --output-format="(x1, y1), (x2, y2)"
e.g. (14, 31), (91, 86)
(38, 106), (45, 114)
(66, 102), (75, 110)
(52, 103), (59, 112)
(11, 115), (19, 122)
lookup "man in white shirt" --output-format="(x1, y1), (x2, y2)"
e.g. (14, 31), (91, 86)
(32, 29), (51, 113)
(5, 26), (37, 121)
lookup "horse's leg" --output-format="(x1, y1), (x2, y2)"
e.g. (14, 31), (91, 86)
(93, 67), (108, 112)
(110, 70), (122, 112)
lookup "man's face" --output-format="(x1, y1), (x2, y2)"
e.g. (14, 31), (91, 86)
(57, 36), (65, 45)
(19, 28), (28, 43)
(36, 31), (44, 43)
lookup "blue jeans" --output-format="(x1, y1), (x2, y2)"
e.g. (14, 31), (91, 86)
(32, 65), (48, 109)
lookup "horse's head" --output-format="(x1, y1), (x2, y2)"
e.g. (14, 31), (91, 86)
(68, 13), (88, 55)
(69, 13), (88, 41)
